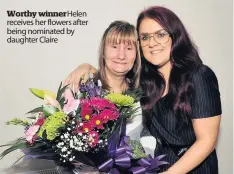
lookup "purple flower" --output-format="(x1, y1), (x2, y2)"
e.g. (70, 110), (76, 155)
(80, 81), (103, 97)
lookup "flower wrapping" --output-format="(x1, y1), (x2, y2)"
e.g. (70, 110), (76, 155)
(0, 76), (168, 173)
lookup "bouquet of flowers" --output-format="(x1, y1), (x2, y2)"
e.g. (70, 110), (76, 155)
(0, 76), (168, 174)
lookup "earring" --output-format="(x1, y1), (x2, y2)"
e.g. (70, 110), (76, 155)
(171, 57), (175, 62)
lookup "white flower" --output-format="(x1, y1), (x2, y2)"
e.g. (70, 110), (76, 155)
(64, 134), (69, 139)
(61, 147), (67, 152)
(57, 144), (62, 148)
(98, 80), (102, 87)
(70, 140), (74, 147)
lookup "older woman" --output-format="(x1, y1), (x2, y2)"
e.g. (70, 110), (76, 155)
(67, 20), (157, 174)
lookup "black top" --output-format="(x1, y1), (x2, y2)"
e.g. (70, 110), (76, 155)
(143, 65), (222, 174)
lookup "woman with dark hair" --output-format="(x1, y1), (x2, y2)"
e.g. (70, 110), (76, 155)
(64, 6), (221, 174)
(137, 6), (221, 174)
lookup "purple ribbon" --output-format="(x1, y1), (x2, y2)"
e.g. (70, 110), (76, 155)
(98, 136), (133, 174)
(129, 155), (169, 174)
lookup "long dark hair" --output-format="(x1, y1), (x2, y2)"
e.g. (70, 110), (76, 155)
(137, 6), (203, 122)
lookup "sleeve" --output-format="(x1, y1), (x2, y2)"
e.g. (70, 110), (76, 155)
(190, 65), (222, 119)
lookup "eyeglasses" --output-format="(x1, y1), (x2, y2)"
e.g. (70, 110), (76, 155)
(139, 30), (171, 47)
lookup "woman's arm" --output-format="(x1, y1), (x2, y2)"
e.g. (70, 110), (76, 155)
(63, 63), (97, 93)
(161, 115), (221, 174)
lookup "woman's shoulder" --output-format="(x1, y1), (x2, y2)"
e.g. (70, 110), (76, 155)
(189, 65), (222, 118)
(191, 64), (216, 76)
(190, 64), (219, 83)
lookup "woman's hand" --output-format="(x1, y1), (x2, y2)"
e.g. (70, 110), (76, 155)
(63, 63), (97, 93)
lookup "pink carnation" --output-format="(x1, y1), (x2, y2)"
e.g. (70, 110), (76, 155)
(63, 88), (80, 114)
(25, 125), (40, 144)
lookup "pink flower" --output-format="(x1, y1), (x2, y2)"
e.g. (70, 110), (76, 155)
(89, 115), (104, 130)
(90, 98), (117, 111)
(25, 125), (40, 144)
(81, 122), (93, 133)
(100, 109), (119, 123)
(34, 118), (45, 126)
(80, 102), (93, 120)
(63, 88), (80, 114)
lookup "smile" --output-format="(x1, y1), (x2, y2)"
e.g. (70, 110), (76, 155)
(113, 62), (127, 64)
(150, 50), (163, 54)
